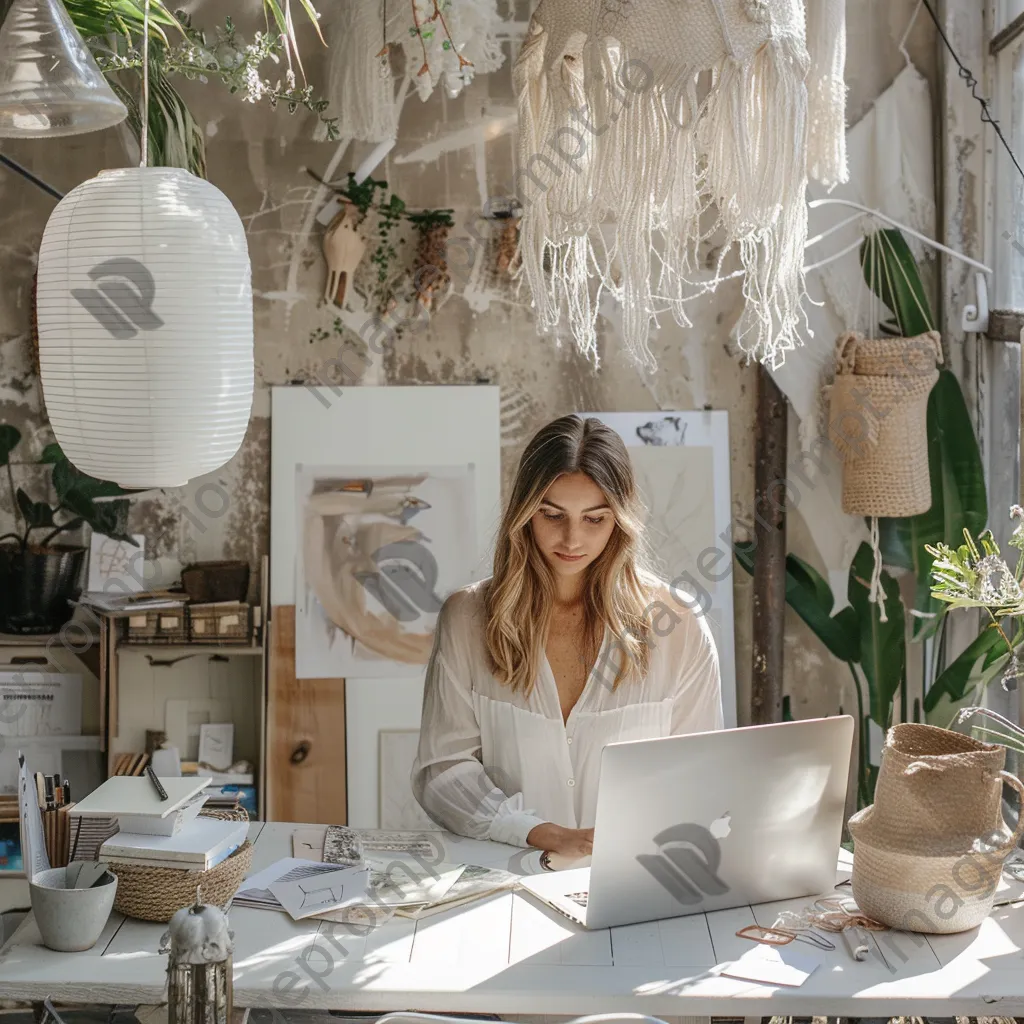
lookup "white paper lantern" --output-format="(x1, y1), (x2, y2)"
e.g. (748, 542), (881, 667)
(36, 167), (254, 488)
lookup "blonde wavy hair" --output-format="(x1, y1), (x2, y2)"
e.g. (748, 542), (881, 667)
(485, 414), (653, 694)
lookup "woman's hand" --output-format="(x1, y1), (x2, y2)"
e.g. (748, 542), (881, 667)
(526, 822), (594, 859)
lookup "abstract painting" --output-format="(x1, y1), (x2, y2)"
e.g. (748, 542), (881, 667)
(582, 412), (737, 727)
(295, 465), (476, 678)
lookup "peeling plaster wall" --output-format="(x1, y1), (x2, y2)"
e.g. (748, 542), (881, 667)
(0, 0), (935, 724)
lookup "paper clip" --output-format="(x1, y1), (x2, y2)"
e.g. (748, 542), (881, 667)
(736, 924), (836, 951)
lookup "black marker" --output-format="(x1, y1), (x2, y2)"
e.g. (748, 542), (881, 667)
(145, 764), (168, 801)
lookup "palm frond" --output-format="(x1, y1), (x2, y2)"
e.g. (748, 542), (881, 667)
(110, 68), (206, 177)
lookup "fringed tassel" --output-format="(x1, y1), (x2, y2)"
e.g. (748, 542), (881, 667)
(699, 36), (811, 367)
(868, 516), (888, 623)
(514, 31), (813, 370)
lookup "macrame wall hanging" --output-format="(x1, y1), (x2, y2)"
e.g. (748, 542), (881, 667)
(512, 0), (848, 370)
(320, 0), (506, 144)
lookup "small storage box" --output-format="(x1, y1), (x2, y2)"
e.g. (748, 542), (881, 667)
(125, 608), (188, 644)
(188, 602), (251, 644)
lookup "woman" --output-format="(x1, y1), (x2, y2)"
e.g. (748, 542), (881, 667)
(411, 414), (723, 862)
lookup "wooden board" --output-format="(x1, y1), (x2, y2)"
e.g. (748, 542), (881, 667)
(267, 607), (346, 823)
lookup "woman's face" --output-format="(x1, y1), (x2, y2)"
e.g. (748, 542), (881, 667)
(530, 471), (617, 579)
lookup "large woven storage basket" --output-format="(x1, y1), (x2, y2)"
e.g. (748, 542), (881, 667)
(849, 723), (1024, 933)
(828, 331), (941, 517)
(109, 808), (252, 923)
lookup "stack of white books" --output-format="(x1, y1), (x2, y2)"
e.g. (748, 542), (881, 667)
(100, 816), (249, 870)
(72, 775), (248, 871)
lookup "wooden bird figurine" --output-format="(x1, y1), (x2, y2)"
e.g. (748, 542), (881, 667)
(322, 203), (367, 307)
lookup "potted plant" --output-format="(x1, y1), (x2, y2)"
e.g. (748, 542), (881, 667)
(0, 426), (137, 634)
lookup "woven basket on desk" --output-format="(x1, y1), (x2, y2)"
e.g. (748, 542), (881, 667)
(110, 808), (252, 923)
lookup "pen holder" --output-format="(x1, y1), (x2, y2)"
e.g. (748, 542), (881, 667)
(30, 863), (117, 951)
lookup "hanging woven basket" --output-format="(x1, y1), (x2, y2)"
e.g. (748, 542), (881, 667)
(827, 331), (942, 517)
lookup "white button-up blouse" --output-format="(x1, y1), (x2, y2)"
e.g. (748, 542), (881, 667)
(411, 579), (724, 847)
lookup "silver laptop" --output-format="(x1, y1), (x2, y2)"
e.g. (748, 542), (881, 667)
(518, 716), (854, 929)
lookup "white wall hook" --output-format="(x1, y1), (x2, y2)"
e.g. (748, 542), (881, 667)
(962, 271), (990, 333)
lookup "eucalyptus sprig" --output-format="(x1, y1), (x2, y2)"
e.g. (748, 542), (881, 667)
(97, 15), (338, 139)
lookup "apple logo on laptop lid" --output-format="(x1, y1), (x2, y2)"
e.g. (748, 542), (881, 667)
(709, 812), (731, 840)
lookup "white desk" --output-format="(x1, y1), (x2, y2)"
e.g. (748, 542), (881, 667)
(2, 822), (1024, 1017)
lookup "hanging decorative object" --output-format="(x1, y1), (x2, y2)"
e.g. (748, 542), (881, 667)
(323, 203), (368, 308)
(318, 0), (506, 143)
(34, 5), (253, 489)
(827, 329), (940, 624)
(512, 0), (849, 370)
(36, 167), (254, 487)
(0, 0), (127, 137)
(407, 210), (454, 313)
(827, 331), (941, 518)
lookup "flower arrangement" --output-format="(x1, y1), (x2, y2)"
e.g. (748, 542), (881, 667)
(926, 505), (1024, 687)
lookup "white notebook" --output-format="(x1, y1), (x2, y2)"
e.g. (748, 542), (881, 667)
(72, 776), (210, 819)
(101, 817), (248, 869)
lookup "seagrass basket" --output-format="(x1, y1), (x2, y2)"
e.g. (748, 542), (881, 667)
(828, 331), (942, 517)
(109, 808), (252, 923)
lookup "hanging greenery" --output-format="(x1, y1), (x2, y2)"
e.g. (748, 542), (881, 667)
(323, 171), (453, 315)
(64, 1), (335, 177)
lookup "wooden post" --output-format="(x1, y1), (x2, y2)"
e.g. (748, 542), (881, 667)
(751, 365), (788, 725)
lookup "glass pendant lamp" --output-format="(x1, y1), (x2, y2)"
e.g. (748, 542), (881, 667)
(0, 0), (127, 137)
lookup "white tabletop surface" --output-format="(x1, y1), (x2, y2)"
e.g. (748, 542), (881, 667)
(3, 822), (1024, 1016)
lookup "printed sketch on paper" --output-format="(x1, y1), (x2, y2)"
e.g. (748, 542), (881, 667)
(296, 465), (476, 678)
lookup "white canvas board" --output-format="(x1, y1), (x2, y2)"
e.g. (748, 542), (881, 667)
(270, 385), (501, 607)
(581, 412), (737, 728)
(197, 723), (234, 771)
(295, 465), (477, 678)
(86, 533), (146, 594)
(0, 673), (82, 737)
(71, 775), (210, 818)
(379, 729), (436, 831)
(0, 736), (102, 798)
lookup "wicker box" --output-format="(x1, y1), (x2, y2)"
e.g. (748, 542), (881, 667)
(125, 608), (188, 644)
(188, 602), (251, 644)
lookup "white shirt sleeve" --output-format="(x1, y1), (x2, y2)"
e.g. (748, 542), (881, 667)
(670, 608), (725, 734)
(411, 593), (547, 846)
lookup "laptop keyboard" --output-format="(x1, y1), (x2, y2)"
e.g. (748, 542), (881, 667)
(566, 890), (589, 908)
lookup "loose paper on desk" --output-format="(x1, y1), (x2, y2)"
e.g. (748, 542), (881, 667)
(270, 864), (370, 921)
(234, 857), (342, 911)
(718, 945), (820, 987)
(18, 755), (49, 879)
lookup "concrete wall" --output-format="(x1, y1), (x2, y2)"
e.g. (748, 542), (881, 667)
(0, 0), (937, 725)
